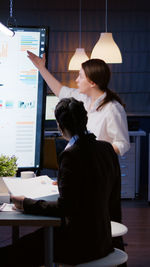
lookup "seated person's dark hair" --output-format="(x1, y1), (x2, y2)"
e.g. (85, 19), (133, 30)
(55, 97), (88, 137)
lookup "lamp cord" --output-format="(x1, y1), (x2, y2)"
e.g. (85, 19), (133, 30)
(7, 0), (17, 27)
(105, 0), (108, 32)
(10, 0), (13, 18)
(79, 0), (81, 48)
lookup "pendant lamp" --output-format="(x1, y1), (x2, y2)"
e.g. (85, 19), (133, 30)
(0, 0), (16, 37)
(91, 0), (122, 63)
(0, 22), (14, 37)
(68, 0), (89, 71)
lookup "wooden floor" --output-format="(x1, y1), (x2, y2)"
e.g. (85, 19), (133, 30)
(0, 199), (150, 266)
(122, 199), (150, 267)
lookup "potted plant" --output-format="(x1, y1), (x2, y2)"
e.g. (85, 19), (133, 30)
(0, 155), (18, 177)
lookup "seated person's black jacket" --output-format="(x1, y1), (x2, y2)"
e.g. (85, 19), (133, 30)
(23, 133), (121, 265)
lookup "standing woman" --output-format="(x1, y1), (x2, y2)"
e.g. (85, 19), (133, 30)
(27, 51), (130, 156)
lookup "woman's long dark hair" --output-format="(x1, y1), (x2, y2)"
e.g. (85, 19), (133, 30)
(55, 98), (88, 137)
(82, 59), (125, 109)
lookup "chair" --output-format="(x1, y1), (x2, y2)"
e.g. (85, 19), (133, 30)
(42, 137), (59, 176)
(54, 222), (128, 267)
(111, 221), (128, 237)
(76, 248), (128, 267)
(54, 248), (128, 267)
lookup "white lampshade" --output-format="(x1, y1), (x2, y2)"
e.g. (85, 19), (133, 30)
(91, 32), (122, 63)
(0, 22), (14, 37)
(68, 48), (89, 71)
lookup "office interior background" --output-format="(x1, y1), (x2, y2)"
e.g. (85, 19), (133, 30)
(0, 0), (150, 199)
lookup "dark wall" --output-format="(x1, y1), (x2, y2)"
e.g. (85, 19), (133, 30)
(1, 0), (150, 114)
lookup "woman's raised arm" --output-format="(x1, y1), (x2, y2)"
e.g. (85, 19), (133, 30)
(27, 50), (62, 96)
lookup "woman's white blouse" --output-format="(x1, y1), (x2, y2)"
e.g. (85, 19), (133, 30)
(59, 86), (130, 156)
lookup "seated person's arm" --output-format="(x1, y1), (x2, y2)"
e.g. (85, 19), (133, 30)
(11, 151), (77, 218)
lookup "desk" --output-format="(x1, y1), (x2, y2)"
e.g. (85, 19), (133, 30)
(0, 211), (60, 267)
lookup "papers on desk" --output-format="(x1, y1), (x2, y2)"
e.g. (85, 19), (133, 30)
(0, 203), (16, 212)
(3, 175), (59, 201)
(0, 178), (10, 204)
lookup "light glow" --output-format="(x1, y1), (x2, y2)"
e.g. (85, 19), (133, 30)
(68, 48), (89, 70)
(91, 32), (122, 63)
(0, 22), (15, 37)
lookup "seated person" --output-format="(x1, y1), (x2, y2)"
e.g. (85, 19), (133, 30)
(0, 97), (122, 267)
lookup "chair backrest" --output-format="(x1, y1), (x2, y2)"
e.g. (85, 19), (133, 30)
(42, 137), (59, 170)
(111, 221), (128, 237)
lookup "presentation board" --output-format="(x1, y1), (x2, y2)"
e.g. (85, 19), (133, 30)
(0, 26), (48, 169)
